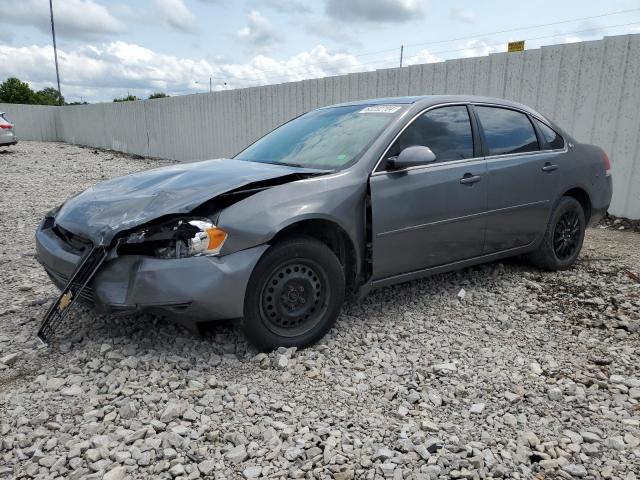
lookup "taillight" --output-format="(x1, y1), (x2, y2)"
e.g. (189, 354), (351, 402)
(602, 151), (611, 177)
(0, 124), (12, 130)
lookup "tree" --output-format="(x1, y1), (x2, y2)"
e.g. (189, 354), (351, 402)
(148, 92), (169, 99)
(113, 94), (138, 102)
(34, 87), (64, 106)
(0, 77), (34, 104)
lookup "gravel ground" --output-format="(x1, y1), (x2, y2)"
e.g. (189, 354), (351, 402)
(1, 141), (639, 480)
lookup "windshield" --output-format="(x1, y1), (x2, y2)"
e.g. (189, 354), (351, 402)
(235, 104), (404, 170)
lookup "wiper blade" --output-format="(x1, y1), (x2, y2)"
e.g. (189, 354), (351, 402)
(240, 159), (332, 171)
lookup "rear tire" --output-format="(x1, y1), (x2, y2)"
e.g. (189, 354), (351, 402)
(243, 236), (345, 351)
(529, 196), (586, 271)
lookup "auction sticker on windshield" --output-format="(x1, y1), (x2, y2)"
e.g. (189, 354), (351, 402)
(358, 105), (402, 114)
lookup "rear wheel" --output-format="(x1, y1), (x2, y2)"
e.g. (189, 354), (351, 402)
(243, 236), (345, 351)
(529, 196), (586, 270)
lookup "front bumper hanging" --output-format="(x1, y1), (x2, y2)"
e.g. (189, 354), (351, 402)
(37, 246), (108, 344)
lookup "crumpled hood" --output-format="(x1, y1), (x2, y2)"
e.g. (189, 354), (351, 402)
(54, 158), (323, 245)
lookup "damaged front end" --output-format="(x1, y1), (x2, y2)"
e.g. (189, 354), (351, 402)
(36, 158), (327, 343)
(36, 217), (233, 343)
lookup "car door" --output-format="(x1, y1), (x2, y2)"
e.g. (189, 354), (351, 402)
(369, 104), (488, 280)
(473, 105), (562, 253)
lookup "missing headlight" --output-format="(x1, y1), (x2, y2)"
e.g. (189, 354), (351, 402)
(117, 218), (227, 259)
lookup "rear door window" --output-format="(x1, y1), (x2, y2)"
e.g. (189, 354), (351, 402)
(534, 119), (565, 150)
(475, 106), (539, 156)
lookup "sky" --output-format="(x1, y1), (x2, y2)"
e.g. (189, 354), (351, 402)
(1, 0), (639, 103)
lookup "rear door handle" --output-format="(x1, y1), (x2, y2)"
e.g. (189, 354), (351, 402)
(460, 174), (481, 185)
(542, 162), (558, 172)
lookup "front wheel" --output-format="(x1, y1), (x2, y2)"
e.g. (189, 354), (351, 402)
(243, 236), (345, 351)
(529, 196), (586, 271)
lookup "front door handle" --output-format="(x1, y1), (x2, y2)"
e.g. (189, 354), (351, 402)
(460, 174), (481, 185)
(542, 162), (559, 172)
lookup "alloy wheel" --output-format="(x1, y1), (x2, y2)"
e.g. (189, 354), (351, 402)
(553, 210), (581, 260)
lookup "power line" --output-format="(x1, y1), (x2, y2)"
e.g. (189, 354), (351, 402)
(207, 21), (640, 90)
(403, 7), (640, 49)
(203, 8), (640, 84)
(415, 20), (640, 59)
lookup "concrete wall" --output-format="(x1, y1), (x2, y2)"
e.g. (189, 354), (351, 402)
(3, 34), (640, 218)
(0, 103), (59, 141)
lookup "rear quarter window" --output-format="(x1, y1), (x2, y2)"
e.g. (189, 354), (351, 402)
(534, 119), (565, 150)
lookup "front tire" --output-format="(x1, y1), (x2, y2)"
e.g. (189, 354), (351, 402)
(529, 196), (586, 271)
(243, 236), (345, 351)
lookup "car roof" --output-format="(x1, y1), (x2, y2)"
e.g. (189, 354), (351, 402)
(332, 94), (535, 110)
(329, 94), (552, 124)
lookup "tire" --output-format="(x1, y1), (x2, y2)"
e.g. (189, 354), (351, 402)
(528, 196), (586, 271)
(243, 236), (345, 351)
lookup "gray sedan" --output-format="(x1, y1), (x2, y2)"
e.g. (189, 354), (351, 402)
(35, 95), (612, 350)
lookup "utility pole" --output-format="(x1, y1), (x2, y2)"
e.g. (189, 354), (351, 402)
(49, 0), (63, 105)
(209, 77), (212, 93)
(399, 45), (404, 68)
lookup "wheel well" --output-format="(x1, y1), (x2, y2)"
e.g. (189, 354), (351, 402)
(563, 188), (592, 222)
(272, 220), (358, 293)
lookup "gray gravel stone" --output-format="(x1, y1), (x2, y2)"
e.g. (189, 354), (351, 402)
(0, 142), (639, 480)
(243, 465), (261, 478)
(226, 444), (248, 464)
(563, 463), (588, 477)
(0, 352), (20, 366)
(103, 466), (127, 480)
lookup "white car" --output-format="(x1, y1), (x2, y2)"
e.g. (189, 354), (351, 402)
(0, 112), (17, 146)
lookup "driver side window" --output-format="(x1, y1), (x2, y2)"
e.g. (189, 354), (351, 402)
(386, 105), (474, 166)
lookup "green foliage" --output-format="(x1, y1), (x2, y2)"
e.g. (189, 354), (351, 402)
(148, 92), (169, 99)
(0, 77), (34, 104)
(0, 78), (66, 105)
(113, 95), (138, 102)
(33, 87), (64, 105)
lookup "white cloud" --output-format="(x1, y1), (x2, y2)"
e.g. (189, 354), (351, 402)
(0, 0), (124, 39)
(326, 0), (425, 23)
(153, 0), (197, 33)
(237, 11), (281, 50)
(251, 0), (311, 14)
(0, 41), (364, 102)
(563, 35), (583, 44)
(221, 45), (361, 83)
(461, 39), (504, 58)
(405, 49), (442, 66)
(449, 7), (474, 24)
(559, 21), (606, 45)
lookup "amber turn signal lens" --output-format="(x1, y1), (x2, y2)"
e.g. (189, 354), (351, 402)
(206, 228), (227, 251)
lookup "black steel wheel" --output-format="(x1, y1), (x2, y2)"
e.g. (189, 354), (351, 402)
(529, 196), (586, 271)
(260, 259), (330, 337)
(243, 236), (345, 351)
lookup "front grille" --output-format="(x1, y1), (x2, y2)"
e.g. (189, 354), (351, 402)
(52, 224), (93, 254)
(45, 268), (96, 307)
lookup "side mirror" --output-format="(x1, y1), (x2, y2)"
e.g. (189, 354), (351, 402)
(387, 146), (436, 171)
